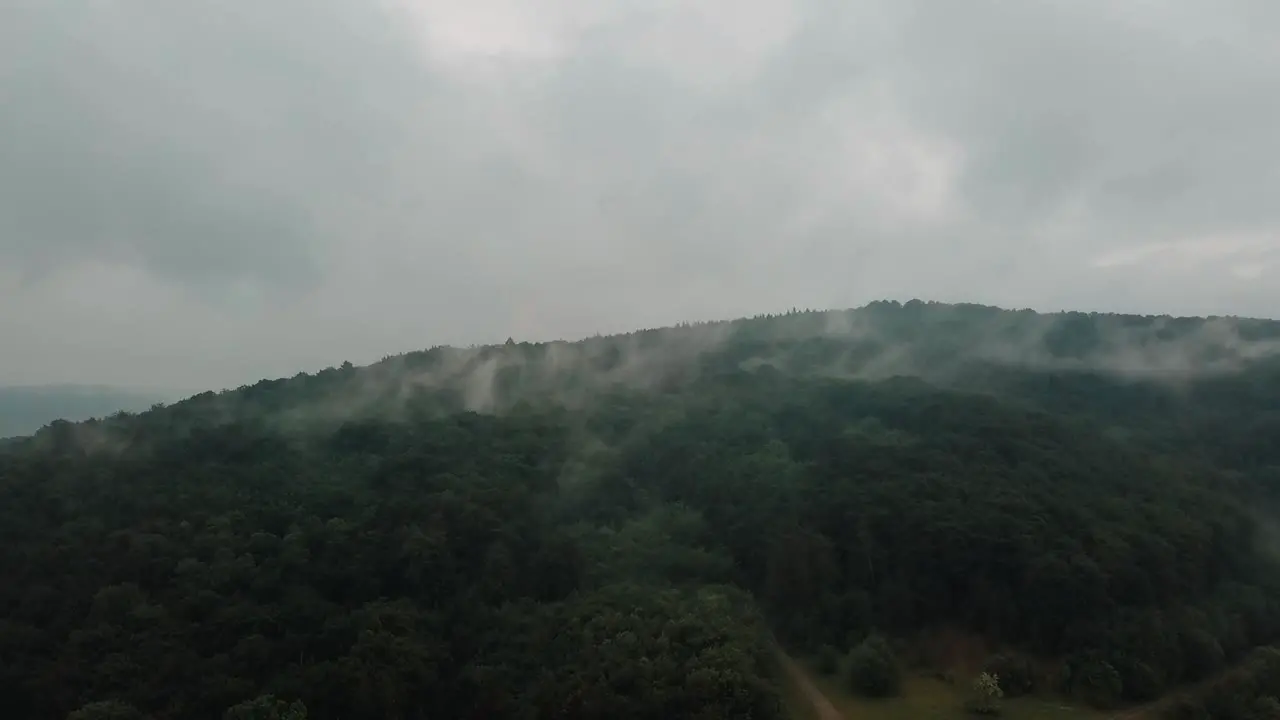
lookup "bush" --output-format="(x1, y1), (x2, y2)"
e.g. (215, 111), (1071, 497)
(1179, 629), (1226, 683)
(966, 672), (1003, 715)
(1250, 696), (1280, 720)
(847, 634), (901, 698)
(1163, 647), (1280, 720)
(816, 645), (840, 676)
(1064, 656), (1123, 709)
(1118, 659), (1163, 702)
(982, 653), (1034, 697)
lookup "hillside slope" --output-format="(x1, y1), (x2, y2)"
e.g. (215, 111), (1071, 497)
(3, 300), (1280, 720)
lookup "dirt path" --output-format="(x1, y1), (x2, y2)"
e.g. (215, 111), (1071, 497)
(779, 651), (846, 720)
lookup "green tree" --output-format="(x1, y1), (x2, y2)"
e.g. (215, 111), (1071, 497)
(1065, 656), (1124, 709)
(846, 635), (900, 698)
(982, 653), (1033, 697)
(815, 645), (840, 676)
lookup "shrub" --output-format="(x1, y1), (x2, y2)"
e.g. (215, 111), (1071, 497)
(982, 653), (1034, 697)
(1064, 656), (1123, 709)
(1180, 629), (1226, 682)
(816, 645), (840, 676)
(847, 634), (901, 698)
(966, 672), (1003, 715)
(1118, 659), (1163, 702)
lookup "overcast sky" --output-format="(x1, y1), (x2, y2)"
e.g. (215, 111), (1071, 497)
(2, 0), (1278, 391)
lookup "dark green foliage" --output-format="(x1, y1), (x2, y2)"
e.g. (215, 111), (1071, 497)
(815, 645), (841, 676)
(1248, 696), (1280, 720)
(590, 370), (1280, 707)
(5, 301), (1280, 718)
(223, 696), (307, 720)
(1182, 628), (1228, 682)
(1118, 660), (1164, 703)
(66, 701), (148, 720)
(1165, 646), (1280, 720)
(509, 584), (782, 719)
(1063, 655), (1124, 709)
(982, 653), (1034, 697)
(847, 635), (901, 698)
(0, 412), (782, 719)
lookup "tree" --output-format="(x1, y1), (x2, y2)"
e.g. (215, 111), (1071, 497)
(9, 302), (1280, 719)
(815, 645), (840, 676)
(1249, 696), (1280, 720)
(846, 635), (900, 698)
(982, 653), (1033, 697)
(1065, 657), (1123, 709)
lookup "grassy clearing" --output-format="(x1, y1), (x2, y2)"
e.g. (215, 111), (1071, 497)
(795, 660), (1116, 720)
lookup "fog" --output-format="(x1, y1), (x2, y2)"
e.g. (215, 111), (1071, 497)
(158, 302), (1280, 430)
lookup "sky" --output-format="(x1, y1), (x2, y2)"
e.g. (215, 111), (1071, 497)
(2, 0), (1278, 391)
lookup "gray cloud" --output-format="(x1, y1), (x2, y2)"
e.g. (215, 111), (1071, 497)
(1, 0), (1277, 390)
(893, 0), (1280, 241)
(1, 0), (441, 292)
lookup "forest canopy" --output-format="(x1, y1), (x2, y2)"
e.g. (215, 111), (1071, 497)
(3, 301), (1280, 719)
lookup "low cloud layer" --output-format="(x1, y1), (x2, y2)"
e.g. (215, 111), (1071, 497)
(2, 0), (1277, 390)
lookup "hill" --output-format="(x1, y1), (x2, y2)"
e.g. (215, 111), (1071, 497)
(0, 384), (170, 439)
(3, 300), (1280, 720)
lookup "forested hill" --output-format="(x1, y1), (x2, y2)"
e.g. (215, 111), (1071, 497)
(17, 300), (1280, 451)
(3, 300), (1280, 720)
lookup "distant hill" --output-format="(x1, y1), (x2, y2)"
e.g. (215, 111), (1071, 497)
(0, 384), (168, 438)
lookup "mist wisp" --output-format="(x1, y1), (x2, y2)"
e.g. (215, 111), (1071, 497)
(18, 300), (1280, 455)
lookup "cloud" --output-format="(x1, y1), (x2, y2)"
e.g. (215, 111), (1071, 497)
(1092, 233), (1280, 271)
(2, 1), (434, 291)
(1, 0), (1277, 389)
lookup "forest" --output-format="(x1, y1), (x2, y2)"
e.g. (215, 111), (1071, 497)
(2, 300), (1280, 719)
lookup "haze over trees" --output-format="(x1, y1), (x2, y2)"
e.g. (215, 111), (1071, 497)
(3, 300), (1280, 719)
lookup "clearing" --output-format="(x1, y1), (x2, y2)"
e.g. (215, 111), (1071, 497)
(781, 650), (1127, 720)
